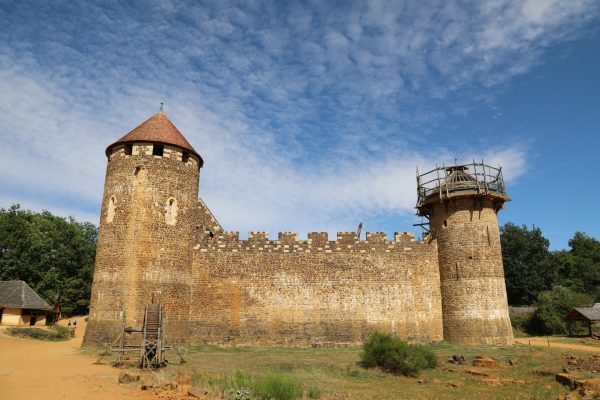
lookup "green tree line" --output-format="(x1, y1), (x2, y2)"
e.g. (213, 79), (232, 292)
(501, 222), (600, 334)
(0, 204), (97, 316)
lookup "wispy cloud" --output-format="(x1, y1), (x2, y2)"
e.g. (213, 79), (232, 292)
(0, 1), (597, 236)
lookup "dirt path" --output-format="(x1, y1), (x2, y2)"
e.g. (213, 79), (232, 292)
(516, 337), (600, 353)
(0, 318), (154, 400)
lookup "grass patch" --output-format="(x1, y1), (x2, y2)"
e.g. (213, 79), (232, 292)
(306, 385), (321, 399)
(253, 373), (302, 400)
(190, 370), (303, 400)
(6, 325), (70, 341)
(175, 339), (586, 399)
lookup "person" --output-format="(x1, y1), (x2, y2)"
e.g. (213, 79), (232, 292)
(73, 319), (77, 327)
(68, 320), (74, 337)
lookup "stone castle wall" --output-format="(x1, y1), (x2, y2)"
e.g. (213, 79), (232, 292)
(188, 231), (443, 346)
(83, 131), (512, 347)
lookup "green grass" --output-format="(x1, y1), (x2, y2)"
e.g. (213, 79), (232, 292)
(253, 373), (302, 400)
(84, 337), (598, 399)
(6, 325), (70, 341)
(162, 340), (586, 399)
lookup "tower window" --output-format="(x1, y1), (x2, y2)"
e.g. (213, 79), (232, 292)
(106, 196), (116, 223)
(443, 220), (448, 227)
(153, 144), (164, 157)
(165, 197), (177, 225)
(182, 152), (190, 163)
(124, 144), (133, 155)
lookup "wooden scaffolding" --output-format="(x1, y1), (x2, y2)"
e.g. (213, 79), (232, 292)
(96, 300), (185, 369)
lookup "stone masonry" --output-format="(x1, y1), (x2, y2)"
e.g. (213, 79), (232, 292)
(83, 112), (513, 347)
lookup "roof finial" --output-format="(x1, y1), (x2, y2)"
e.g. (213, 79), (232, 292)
(160, 102), (164, 113)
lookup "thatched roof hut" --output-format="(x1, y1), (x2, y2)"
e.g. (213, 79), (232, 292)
(0, 281), (51, 326)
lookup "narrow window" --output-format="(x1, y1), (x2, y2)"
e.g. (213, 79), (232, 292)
(124, 144), (133, 155)
(153, 144), (164, 156)
(165, 198), (177, 225)
(106, 196), (116, 223)
(182, 152), (190, 164)
(443, 220), (448, 227)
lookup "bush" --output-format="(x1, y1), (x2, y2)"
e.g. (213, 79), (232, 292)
(50, 324), (71, 338)
(529, 286), (591, 335)
(360, 332), (436, 376)
(253, 373), (302, 400)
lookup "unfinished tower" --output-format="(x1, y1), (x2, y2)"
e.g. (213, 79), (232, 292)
(83, 112), (203, 346)
(416, 162), (514, 345)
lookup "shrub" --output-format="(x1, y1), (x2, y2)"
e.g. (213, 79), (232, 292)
(529, 286), (591, 335)
(253, 373), (302, 400)
(50, 324), (71, 338)
(360, 332), (436, 376)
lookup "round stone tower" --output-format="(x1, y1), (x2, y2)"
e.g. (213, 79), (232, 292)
(416, 162), (514, 345)
(83, 112), (203, 346)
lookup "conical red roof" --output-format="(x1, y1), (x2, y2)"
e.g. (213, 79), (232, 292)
(106, 112), (202, 163)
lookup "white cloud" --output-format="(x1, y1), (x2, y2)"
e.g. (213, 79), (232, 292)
(0, 0), (595, 236)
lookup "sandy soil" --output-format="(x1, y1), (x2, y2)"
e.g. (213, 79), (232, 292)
(516, 337), (600, 353)
(0, 318), (154, 400)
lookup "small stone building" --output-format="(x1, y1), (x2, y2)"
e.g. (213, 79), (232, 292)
(0, 281), (52, 326)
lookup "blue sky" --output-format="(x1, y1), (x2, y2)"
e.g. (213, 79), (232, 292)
(0, 0), (598, 249)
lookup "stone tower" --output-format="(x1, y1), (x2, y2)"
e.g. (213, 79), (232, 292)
(83, 112), (202, 346)
(416, 162), (514, 345)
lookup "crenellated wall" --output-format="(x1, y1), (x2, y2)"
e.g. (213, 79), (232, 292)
(187, 230), (443, 346)
(83, 116), (514, 348)
(84, 115), (520, 349)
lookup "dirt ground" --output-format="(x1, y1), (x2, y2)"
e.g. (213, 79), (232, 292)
(515, 337), (600, 353)
(0, 318), (153, 400)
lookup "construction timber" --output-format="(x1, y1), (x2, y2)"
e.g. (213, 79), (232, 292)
(96, 301), (184, 369)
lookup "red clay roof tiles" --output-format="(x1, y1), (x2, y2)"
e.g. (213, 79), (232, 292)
(106, 113), (202, 163)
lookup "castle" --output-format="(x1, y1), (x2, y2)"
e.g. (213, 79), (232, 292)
(82, 112), (514, 347)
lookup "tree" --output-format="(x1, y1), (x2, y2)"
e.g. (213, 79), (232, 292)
(501, 223), (556, 305)
(555, 232), (600, 295)
(0, 204), (97, 315)
(529, 286), (591, 335)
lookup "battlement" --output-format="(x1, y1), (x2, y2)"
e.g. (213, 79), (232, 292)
(87, 110), (512, 348)
(108, 143), (200, 168)
(195, 230), (428, 253)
